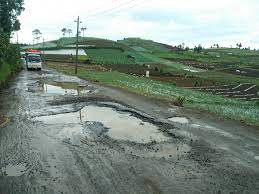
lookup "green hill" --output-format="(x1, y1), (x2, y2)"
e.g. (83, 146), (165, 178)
(118, 38), (174, 53)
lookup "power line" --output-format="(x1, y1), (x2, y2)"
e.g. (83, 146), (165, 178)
(85, 0), (139, 20)
(86, 0), (146, 22)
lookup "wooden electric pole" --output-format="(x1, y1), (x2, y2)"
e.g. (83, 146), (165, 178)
(75, 16), (80, 75)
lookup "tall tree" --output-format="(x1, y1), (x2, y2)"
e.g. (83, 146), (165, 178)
(0, 0), (24, 66)
(67, 29), (72, 37)
(61, 28), (67, 37)
(81, 27), (87, 37)
(0, 0), (24, 36)
(236, 43), (242, 49)
(32, 29), (42, 45)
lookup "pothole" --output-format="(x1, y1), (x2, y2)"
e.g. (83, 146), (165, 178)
(34, 105), (170, 144)
(43, 82), (91, 95)
(29, 81), (93, 95)
(168, 117), (189, 124)
(1, 163), (27, 177)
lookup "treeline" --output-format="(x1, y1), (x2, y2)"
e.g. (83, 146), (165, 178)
(0, 0), (24, 82)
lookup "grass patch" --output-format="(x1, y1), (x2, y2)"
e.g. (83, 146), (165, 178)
(47, 63), (259, 126)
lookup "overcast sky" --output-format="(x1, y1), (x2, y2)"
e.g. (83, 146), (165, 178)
(15, 0), (259, 48)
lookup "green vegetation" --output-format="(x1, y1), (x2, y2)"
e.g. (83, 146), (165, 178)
(0, 63), (11, 83)
(48, 63), (259, 126)
(118, 38), (172, 52)
(86, 48), (154, 65)
(154, 48), (259, 69)
(0, 0), (24, 85)
(87, 48), (134, 65)
(195, 71), (259, 85)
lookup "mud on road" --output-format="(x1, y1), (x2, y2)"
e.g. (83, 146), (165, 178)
(0, 68), (259, 193)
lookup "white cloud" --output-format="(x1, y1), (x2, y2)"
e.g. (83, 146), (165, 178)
(14, 0), (259, 48)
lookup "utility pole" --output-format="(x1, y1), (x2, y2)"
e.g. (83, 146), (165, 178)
(42, 38), (45, 63)
(74, 16), (82, 75)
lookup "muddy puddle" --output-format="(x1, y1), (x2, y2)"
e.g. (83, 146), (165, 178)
(31, 81), (93, 95)
(1, 163), (27, 177)
(168, 117), (189, 124)
(34, 105), (169, 144)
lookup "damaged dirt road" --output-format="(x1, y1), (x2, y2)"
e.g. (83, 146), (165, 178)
(0, 68), (259, 193)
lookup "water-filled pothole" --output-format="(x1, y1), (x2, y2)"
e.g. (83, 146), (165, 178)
(30, 81), (92, 95)
(1, 163), (27, 177)
(43, 82), (91, 95)
(34, 105), (169, 144)
(168, 117), (189, 124)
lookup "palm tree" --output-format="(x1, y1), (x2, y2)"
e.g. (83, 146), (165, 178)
(61, 28), (67, 37)
(32, 29), (42, 47)
(81, 27), (87, 37)
(67, 29), (72, 37)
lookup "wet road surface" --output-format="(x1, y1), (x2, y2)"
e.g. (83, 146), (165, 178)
(0, 68), (259, 193)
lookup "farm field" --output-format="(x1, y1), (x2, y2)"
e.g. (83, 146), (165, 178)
(86, 48), (134, 65)
(47, 62), (259, 126)
(35, 37), (259, 103)
(185, 83), (259, 101)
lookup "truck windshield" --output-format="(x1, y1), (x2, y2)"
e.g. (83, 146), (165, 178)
(28, 56), (41, 63)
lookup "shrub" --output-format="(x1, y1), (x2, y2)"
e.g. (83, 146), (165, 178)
(173, 96), (186, 107)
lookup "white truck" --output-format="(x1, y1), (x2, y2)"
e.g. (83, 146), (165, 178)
(26, 53), (42, 71)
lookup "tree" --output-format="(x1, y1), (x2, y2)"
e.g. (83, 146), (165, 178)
(32, 29), (42, 45)
(67, 29), (72, 37)
(0, 0), (24, 36)
(0, 0), (24, 68)
(194, 44), (203, 53)
(236, 43), (242, 49)
(81, 27), (87, 37)
(61, 28), (67, 36)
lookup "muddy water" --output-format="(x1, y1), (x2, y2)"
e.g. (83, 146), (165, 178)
(1, 164), (27, 177)
(168, 117), (189, 124)
(34, 105), (169, 144)
(38, 82), (90, 95)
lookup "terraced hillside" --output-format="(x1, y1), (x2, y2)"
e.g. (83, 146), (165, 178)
(118, 37), (175, 52)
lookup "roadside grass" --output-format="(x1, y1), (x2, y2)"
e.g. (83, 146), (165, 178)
(47, 63), (259, 126)
(0, 63), (11, 84)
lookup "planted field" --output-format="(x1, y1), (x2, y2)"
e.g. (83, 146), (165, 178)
(118, 38), (173, 52)
(221, 68), (259, 78)
(154, 48), (259, 70)
(87, 48), (134, 65)
(43, 54), (72, 63)
(185, 83), (259, 101)
(55, 37), (131, 51)
(43, 54), (88, 63)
